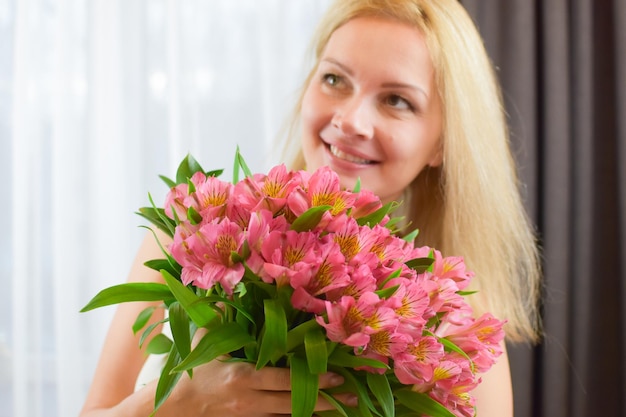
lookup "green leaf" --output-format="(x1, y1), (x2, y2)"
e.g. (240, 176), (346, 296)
(136, 206), (177, 237)
(140, 319), (168, 348)
(374, 285), (400, 300)
(356, 201), (397, 227)
(196, 294), (256, 325)
(176, 154), (205, 185)
(377, 268), (402, 289)
(142, 226), (182, 274)
(366, 373), (394, 417)
(291, 355), (319, 417)
(146, 333), (173, 355)
(287, 319), (321, 351)
(233, 146), (253, 183)
(172, 322), (254, 373)
(405, 257), (434, 273)
(187, 205), (202, 225)
(169, 302), (192, 360)
(151, 345), (183, 415)
(133, 306), (157, 334)
(329, 367), (377, 417)
(401, 228), (419, 243)
(304, 329), (328, 374)
(206, 169), (224, 178)
(318, 391), (350, 417)
(161, 270), (216, 328)
(328, 348), (388, 370)
(159, 174), (177, 189)
(394, 389), (456, 417)
(256, 299), (288, 369)
(435, 334), (475, 373)
(291, 205), (332, 232)
(80, 283), (173, 312)
(352, 178), (362, 193)
(457, 290), (478, 296)
(144, 258), (181, 279)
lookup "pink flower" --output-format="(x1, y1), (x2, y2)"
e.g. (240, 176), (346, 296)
(234, 165), (303, 215)
(427, 359), (479, 417)
(290, 237), (349, 314)
(385, 278), (430, 332)
(421, 276), (472, 317)
(287, 166), (355, 219)
(393, 336), (445, 384)
(359, 329), (410, 374)
(349, 189), (384, 219)
(185, 173), (233, 222)
(170, 217), (245, 293)
(259, 230), (319, 287)
(326, 263), (378, 301)
(327, 216), (369, 262)
(317, 293), (397, 348)
(430, 251), (474, 291)
(437, 313), (506, 373)
(164, 183), (190, 220)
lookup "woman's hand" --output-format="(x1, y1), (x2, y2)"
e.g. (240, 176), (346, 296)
(163, 356), (355, 416)
(160, 327), (355, 416)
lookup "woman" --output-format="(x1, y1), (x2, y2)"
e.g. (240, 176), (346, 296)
(80, 1), (540, 416)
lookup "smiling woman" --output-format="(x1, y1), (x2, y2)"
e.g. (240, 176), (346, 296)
(1, 1), (330, 417)
(300, 17), (443, 205)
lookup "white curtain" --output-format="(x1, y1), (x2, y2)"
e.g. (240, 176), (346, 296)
(0, 0), (332, 416)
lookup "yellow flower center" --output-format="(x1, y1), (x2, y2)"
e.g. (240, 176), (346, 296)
(202, 192), (227, 208)
(285, 246), (306, 266)
(367, 331), (391, 355)
(334, 234), (360, 260)
(263, 180), (285, 198)
(216, 235), (237, 264)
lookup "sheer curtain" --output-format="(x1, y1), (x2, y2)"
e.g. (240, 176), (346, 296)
(0, 1), (331, 416)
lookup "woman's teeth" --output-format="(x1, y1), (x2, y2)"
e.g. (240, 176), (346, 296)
(329, 145), (373, 164)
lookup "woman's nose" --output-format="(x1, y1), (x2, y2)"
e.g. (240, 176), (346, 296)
(331, 96), (374, 139)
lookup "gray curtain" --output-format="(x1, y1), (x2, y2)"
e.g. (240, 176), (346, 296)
(462, 1), (626, 416)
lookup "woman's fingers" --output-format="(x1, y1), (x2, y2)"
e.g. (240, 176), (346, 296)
(249, 367), (345, 391)
(318, 372), (345, 389)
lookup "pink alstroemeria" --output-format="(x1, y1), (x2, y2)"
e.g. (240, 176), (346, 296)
(384, 278), (430, 332)
(393, 335), (445, 384)
(164, 183), (190, 220)
(327, 215), (371, 263)
(235, 165), (303, 216)
(349, 188), (383, 220)
(436, 313), (505, 373)
(244, 209), (289, 275)
(430, 250), (474, 291)
(421, 276), (472, 317)
(290, 237), (349, 314)
(260, 230), (319, 287)
(170, 217), (245, 293)
(359, 328), (411, 374)
(186, 173), (233, 222)
(427, 359), (478, 417)
(326, 263), (378, 301)
(317, 293), (397, 348)
(287, 166), (356, 219)
(259, 164), (303, 214)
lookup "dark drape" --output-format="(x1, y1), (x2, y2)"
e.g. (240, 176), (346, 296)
(462, 1), (626, 416)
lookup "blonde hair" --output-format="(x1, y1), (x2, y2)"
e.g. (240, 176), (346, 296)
(280, 0), (541, 343)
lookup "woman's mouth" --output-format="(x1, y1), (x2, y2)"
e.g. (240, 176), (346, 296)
(329, 144), (374, 165)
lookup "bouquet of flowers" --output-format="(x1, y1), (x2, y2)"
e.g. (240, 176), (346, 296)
(82, 150), (505, 417)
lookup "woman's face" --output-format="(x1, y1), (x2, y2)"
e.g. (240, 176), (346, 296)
(301, 17), (443, 204)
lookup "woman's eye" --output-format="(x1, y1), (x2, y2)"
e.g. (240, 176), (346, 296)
(322, 73), (342, 87)
(386, 94), (414, 111)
